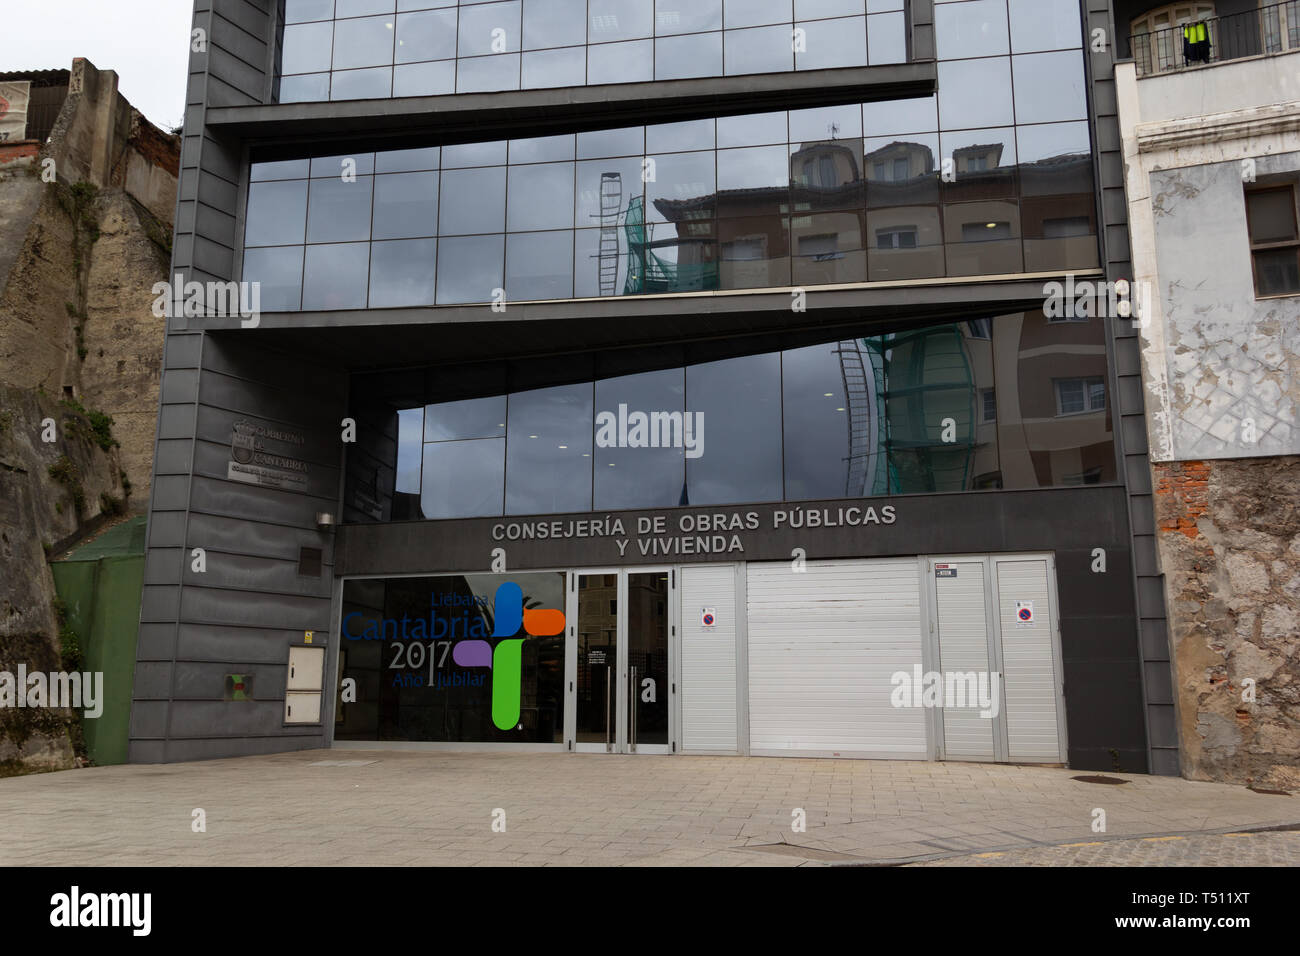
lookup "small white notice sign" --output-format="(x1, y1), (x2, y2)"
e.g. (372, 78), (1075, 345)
(700, 608), (717, 628)
(1015, 601), (1035, 626)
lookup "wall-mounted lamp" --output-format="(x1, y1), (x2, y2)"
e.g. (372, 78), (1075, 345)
(315, 512), (336, 530)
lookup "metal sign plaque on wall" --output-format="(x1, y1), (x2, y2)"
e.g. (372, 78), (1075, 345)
(226, 419), (310, 490)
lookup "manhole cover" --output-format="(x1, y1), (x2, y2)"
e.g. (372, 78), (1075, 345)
(1071, 774), (1128, 785)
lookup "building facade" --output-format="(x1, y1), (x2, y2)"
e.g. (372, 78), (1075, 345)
(1115, 0), (1300, 787)
(132, 0), (1177, 773)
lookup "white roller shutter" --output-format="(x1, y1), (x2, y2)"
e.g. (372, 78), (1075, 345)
(746, 559), (927, 757)
(679, 565), (738, 753)
(995, 557), (1063, 762)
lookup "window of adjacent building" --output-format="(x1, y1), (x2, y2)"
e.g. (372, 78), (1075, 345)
(1129, 2), (1216, 74)
(722, 235), (768, 260)
(1245, 183), (1300, 297)
(800, 233), (842, 259)
(876, 227), (918, 249)
(981, 387), (998, 422)
(1055, 376), (1106, 416)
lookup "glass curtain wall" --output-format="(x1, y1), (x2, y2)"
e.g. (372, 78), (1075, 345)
(278, 0), (908, 102)
(343, 310), (1117, 522)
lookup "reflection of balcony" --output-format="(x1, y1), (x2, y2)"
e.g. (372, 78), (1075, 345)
(1131, 1), (1299, 77)
(625, 141), (1098, 292)
(623, 197), (720, 294)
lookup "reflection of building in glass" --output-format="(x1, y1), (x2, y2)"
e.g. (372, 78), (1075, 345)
(622, 132), (1099, 296)
(347, 310), (1114, 520)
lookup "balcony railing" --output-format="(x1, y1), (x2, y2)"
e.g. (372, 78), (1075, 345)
(1131, 0), (1299, 77)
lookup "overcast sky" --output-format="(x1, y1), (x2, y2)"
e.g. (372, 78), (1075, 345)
(0, 1), (192, 130)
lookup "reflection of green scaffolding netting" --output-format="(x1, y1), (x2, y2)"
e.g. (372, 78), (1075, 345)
(623, 197), (719, 295)
(852, 326), (978, 495)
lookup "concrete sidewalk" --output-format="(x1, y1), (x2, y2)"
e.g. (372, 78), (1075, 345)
(1, 750), (1295, 866)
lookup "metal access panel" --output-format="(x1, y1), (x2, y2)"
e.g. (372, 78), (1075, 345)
(287, 644), (325, 691)
(285, 692), (322, 725)
(678, 565), (739, 754)
(993, 556), (1067, 763)
(929, 557), (1002, 762)
(284, 645), (325, 725)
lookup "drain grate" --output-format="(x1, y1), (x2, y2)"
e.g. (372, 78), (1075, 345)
(306, 760), (378, 767)
(1247, 787), (1292, 796)
(1071, 774), (1128, 785)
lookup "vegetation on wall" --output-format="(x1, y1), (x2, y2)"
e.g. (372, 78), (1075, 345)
(47, 455), (86, 517)
(59, 396), (116, 452)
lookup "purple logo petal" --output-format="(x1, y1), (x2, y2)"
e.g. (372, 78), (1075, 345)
(452, 640), (492, 668)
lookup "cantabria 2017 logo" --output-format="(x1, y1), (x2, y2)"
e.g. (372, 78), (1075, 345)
(454, 582), (565, 731)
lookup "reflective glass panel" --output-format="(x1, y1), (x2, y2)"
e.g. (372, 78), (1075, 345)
(593, 368), (687, 509)
(685, 352), (783, 505)
(368, 238), (436, 307)
(303, 242), (370, 309)
(505, 383), (594, 513)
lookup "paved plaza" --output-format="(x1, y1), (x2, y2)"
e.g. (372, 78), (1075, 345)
(1, 750), (1295, 866)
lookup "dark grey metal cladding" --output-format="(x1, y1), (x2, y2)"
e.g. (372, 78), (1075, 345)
(208, 63), (939, 144)
(336, 488), (1131, 575)
(344, 399), (398, 524)
(140, 330), (344, 760)
(192, 279), (1060, 350)
(177, 623), (330, 665)
(1084, 0), (1175, 774)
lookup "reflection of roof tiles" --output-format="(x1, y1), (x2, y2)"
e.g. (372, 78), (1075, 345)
(0, 69), (71, 86)
(647, 152), (1092, 221)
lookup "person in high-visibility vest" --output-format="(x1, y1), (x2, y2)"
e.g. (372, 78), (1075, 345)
(1182, 20), (1211, 64)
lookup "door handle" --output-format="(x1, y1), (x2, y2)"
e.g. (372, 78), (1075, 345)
(605, 666), (612, 753)
(630, 665), (637, 753)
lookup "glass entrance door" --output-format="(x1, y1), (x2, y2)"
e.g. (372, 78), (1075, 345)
(571, 569), (673, 753)
(625, 571), (669, 752)
(575, 572), (618, 751)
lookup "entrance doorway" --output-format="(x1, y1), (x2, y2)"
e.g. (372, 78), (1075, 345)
(569, 569), (674, 753)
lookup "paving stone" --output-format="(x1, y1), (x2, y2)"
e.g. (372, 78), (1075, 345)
(0, 750), (1295, 866)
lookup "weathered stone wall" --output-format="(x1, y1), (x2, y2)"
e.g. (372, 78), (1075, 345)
(0, 59), (177, 775)
(1155, 457), (1300, 788)
(0, 61), (177, 505)
(78, 191), (169, 505)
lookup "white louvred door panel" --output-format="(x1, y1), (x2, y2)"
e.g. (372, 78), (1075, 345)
(995, 558), (1062, 762)
(934, 560), (996, 759)
(746, 559), (926, 756)
(679, 565), (738, 753)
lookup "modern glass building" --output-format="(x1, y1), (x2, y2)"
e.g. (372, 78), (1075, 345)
(134, 0), (1177, 773)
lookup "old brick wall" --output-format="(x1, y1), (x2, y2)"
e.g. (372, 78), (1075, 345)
(1155, 457), (1300, 788)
